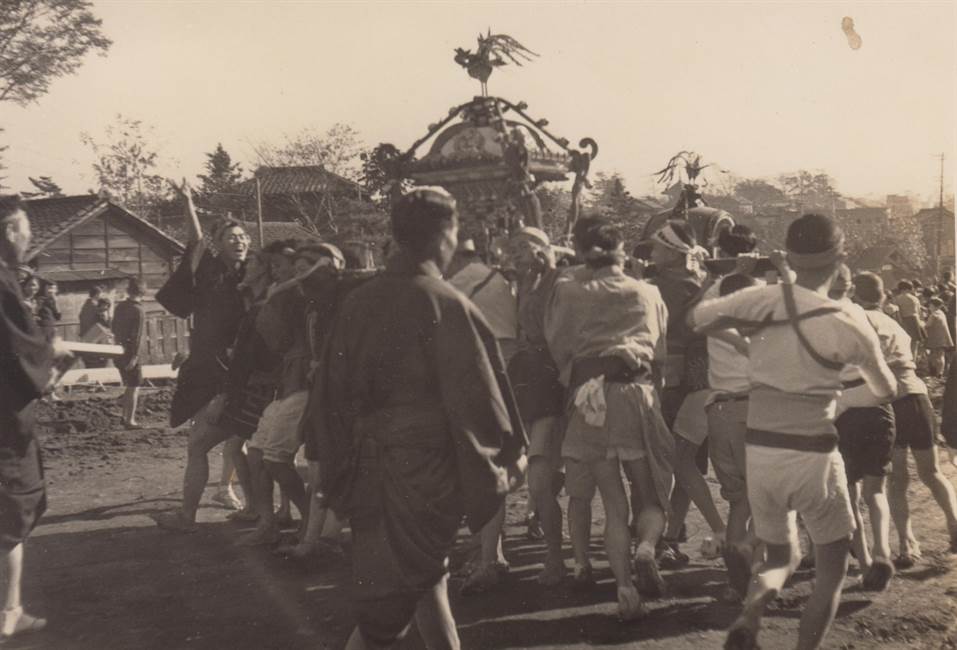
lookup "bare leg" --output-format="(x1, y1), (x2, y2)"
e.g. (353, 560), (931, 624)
(796, 536), (850, 650)
(863, 475), (892, 563)
(0, 543), (45, 637)
(568, 495), (593, 570)
(225, 437), (252, 506)
(238, 447), (280, 545)
(528, 450), (564, 584)
(625, 457), (667, 561)
(479, 504), (506, 567)
(848, 480), (871, 572)
(264, 460), (308, 520)
(122, 387), (140, 425)
(592, 459), (644, 619)
(727, 534), (801, 647)
(181, 418), (231, 521)
(888, 448), (920, 558)
(913, 446), (957, 537)
(2, 544), (22, 611)
(670, 437), (725, 536)
(591, 460), (633, 588)
(414, 575), (461, 650)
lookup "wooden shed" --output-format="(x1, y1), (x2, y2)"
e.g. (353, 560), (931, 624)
(23, 195), (189, 363)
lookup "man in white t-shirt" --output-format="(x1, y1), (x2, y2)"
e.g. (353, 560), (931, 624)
(689, 214), (897, 650)
(704, 272), (759, 601)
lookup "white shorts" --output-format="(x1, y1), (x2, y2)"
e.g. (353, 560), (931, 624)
(746, 444), (855, 546)
(247, 391), (308, 463)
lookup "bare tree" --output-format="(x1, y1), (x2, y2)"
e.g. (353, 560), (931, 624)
(252, 123), (364, 179)
(80, 114), (170, 216)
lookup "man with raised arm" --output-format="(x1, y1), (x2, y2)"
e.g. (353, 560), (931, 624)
(688, 214), (897, 650)
(153, 183), (251, 532)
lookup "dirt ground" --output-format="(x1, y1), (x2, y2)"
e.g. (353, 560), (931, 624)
(8, 378), (957, 649)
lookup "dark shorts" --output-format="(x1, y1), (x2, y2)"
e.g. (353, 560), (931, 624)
(118, 363), (143, 388)
(892, 393), (937, 451)
(0, 437), (47, 552)
(507, 348), (564, 425)
(836, 404), (896, 483)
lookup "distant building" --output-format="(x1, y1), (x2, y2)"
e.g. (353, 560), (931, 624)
(914, 207), (956, 274)
(886, 194), (914, 220)
(849, 243), (922, 288)
(238, 165), (371, 223)
(23, 195), (188, 362)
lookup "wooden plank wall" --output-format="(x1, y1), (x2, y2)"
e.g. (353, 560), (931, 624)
(35, 211), (174, 291)
(53, 311), (190, 365)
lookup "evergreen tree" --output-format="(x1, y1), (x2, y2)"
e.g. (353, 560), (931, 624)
(197, 143), (245, 199)
(23, 175), (64, 198)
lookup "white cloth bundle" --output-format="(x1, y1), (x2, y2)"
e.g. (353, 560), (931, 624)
(573, 376), (607, 427)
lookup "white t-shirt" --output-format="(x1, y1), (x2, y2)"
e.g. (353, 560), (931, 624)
(691, 284), (895, 435)
(704, 277), (764, 396)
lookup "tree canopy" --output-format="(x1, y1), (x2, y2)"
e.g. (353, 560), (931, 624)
(22, 175), (63, 198)
(0, 0), (112, 106)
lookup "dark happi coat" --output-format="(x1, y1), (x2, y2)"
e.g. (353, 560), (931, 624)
(156, 245), (246, 426)
(0, 259), (52, 549)
(309, 251), (525, 591)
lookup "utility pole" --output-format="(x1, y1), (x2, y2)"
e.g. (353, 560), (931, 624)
(255, 177), (264, 249)
(937, 153), (945, 277)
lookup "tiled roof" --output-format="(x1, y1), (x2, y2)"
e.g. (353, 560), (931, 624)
(23, 195), (102, 255)
(850, 245), (919, 274)
(238, 220), (318, 250)
(23, 195), (185, 260)
(239, 166), (369, 197)
(914, 207), (954, 220)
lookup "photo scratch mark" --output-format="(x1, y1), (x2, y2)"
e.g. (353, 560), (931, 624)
(842, 16), (862, 50)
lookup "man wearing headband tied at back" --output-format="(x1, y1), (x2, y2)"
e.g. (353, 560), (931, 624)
(505, 226), (568, 585)
(312, 187), (526, 650)
(690, 214), (897, 650)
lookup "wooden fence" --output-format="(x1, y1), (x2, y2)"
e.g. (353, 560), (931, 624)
(55, 310), (190, 365)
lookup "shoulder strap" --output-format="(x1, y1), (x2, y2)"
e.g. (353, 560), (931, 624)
(780, 283), (844, 371)
(469, 269), (502, 299)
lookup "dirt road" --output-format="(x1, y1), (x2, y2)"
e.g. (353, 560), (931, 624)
(10, 381), (957, 649)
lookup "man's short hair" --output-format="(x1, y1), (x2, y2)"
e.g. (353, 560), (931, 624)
(718, 224), (757, 257)
(391, 187), (457, 251)
(786, 213), (843, 255)
(89, 285), (104, 298)
(213, 218), (248, 243)
(719, 273), (758, 296)
(262, 239), (296, 257)
(128, 277), (146, 296)
(0, 195), (24, 223)
(572, 214), (609, 249)
(897, 280), (913, 291)
(853, 272), (884, 304)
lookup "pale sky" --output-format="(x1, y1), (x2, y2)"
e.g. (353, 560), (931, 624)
(1, 1), (954, 204)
